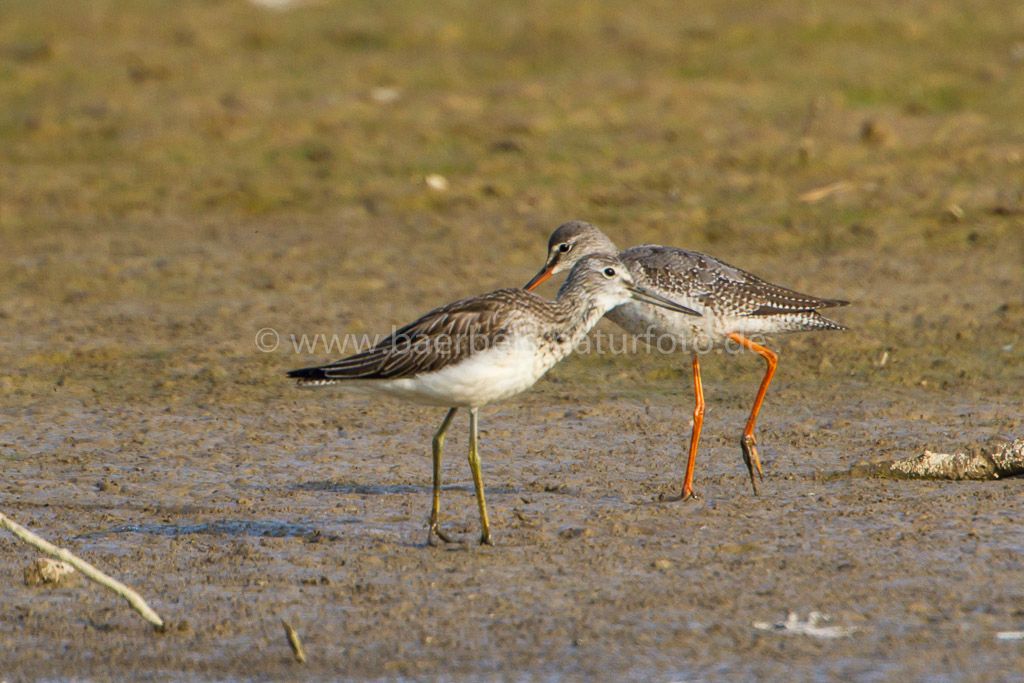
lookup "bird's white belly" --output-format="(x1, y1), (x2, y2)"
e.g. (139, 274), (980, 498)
(366, 340), (554, 408)
(607, 301), (721, 352)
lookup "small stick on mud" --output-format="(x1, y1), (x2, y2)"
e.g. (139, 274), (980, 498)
(798, 180), (853, 203)
(0, 511), (165, 630)
(851, 438), (1024, 481)
(281, 619), (307, 663)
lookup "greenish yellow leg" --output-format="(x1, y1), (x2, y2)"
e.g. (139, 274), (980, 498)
(428, 408), (458, 545)
(467, 408), (493, 545)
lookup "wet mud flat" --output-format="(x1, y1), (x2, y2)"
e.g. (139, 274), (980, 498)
(1, 201), (1022, 681)
(2, 361), (1023, 679)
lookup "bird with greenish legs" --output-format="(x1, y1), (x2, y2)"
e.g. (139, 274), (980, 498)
(289, 253), (702, 545)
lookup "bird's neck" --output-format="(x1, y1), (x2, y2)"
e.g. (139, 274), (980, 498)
(553, 283), (610, 346)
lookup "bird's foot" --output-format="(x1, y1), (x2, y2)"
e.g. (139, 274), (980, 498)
(740, 434), (764, 495)
(479, 531), (493, 546)
(427, 522), (456, 546)
(656, 487), (699, 502)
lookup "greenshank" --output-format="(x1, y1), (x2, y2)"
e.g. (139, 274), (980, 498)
(290, 253), (701, 544)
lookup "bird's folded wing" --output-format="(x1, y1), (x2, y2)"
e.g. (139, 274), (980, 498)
(625, 245), (847, 316)
(291, 292), (518, 381)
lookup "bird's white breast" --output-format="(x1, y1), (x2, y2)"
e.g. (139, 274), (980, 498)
(363, 336), (557, 408)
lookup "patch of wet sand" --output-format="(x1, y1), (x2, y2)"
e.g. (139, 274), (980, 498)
(2, 371), (1022, 679)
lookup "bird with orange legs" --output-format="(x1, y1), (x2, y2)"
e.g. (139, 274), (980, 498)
(525, 221), (848, 499)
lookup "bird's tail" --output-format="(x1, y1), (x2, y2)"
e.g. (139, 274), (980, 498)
(807, 311), (847, 331)
(287, 366), (343, 387)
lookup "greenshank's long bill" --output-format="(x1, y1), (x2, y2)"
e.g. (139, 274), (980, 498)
(290, 253), (701, 545)
(525, 221), (847, 499)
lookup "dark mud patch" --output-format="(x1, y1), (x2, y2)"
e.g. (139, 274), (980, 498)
(76, 519), (332, 540)
(293, 480), (522, 496)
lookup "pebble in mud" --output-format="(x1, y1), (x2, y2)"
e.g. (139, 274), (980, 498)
(23, 558), (78, 587)
(558, 526), (591, 540)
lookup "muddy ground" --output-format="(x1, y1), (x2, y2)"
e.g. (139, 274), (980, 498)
(2, 1), (1023, 680)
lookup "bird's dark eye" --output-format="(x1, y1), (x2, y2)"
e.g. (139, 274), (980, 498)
(603, 267), (616, 278)
(558, 243), (572, 253)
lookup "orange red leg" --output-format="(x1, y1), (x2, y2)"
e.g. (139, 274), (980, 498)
(727, 333), (778, 495)
(681, 353), (704, 500)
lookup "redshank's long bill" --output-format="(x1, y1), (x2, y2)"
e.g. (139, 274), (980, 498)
(524, 221), (848, 499)
(289, 253), (701, 545)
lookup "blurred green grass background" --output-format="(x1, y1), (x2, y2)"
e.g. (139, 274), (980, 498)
(3, 1), (1022, 238)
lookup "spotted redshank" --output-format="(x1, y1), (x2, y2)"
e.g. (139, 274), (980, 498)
(524, 221), (847, 499)
(289, 253), (701, 544)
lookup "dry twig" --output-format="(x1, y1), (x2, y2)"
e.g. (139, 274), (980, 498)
(281, 619), (307, 663)
(0, 511), (165, 630)
(798, 181), (852, 203)
(851, 438), (1024, 480)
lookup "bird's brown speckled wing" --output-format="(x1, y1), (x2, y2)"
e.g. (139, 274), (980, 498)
(622, 245), (848, 317)
(288, 289), (542, 382)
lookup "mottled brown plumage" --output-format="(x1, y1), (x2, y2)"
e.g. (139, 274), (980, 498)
(292, 291), (524, 381)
